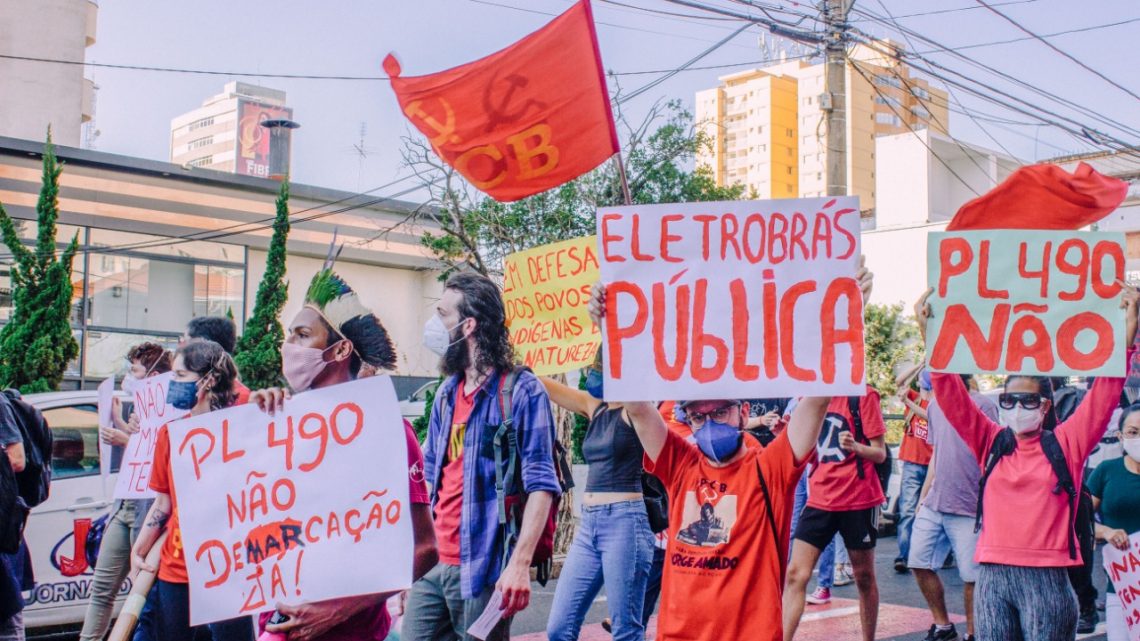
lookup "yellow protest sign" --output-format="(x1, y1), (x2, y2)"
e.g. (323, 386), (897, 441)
(503, 236), (600, 375)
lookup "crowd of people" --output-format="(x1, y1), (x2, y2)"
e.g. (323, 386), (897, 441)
(0, 263), (1139, 641)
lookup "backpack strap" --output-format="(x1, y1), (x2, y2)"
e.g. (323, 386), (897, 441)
(847, 396), (866, 481)
(975, 428), (1016, 534)
(1040, 430), (1078, 560)
(493, 367), (525, 572)
(754, 460), (784, 579)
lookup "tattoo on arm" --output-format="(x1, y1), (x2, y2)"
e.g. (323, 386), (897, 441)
(146, 510), (170, 529)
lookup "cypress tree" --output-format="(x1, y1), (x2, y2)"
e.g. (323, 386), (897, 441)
(234, 180), (291, 389)
(0, 131), (80, 392)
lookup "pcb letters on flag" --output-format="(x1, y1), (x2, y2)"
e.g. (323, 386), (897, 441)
(384, 0), (618, 202)
(167, 376), (414, 625)
(598, 198), (865, 401)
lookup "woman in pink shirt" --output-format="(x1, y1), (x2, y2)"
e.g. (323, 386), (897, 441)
(915, 286), (1138, 641)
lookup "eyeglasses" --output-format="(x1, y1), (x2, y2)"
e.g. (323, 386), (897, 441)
(998, 392), (1044, 410)
(686, 403), (740, 425)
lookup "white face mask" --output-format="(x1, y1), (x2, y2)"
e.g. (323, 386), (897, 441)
(121, 374), (142, 396)
(1000, 406), (1045, 434)
(423, 314), (466, 357)
(1123, 437), (1140, 462)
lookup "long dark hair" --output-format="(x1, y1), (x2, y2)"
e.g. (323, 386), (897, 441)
(177, 340), (239, 411)
(442, 272), (514, 377)
(1005, 375), (1058, 431)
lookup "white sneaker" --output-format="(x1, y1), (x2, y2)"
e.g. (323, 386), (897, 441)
(833, 563), (854, 587)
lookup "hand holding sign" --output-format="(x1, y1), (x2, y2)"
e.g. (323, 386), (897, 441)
(1103, 531), (1140, 641)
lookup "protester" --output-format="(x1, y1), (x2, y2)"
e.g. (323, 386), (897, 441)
(79, 343), (171, 641)
(784, 388), (887, 641)
(746, 398), (790, 446)
(130, 340), (253, 641)
(908, 374), (998, 641)
(252, 268), (438, 641)
(916, 285), (1139, 641)
(0, 395), (27, 641)
(1089, 403), (1140, 641)
(584, 263), (873, 641)
(541, 353), (653, 641)
(183, 315), (251, 403)
(894, 365), (932, 574)
(404, 271), (559, 641)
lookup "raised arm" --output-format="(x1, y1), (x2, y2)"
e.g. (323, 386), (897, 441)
(785, 396), (829, 464)
(540, 376), (602, 419)
(624, 401), (670, 463)
(916, 289), (1001, 462)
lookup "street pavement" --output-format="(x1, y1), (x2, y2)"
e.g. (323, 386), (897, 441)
(28, 535), (1110, 640)
(507, 535), (1111, 641)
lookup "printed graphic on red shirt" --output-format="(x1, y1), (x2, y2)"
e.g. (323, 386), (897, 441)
(808, 391), (887, 511)
(433, 384), (479, 565)
(676, 491), (737, 547)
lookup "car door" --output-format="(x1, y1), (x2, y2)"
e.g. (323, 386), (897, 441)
(23, 398), (121, 630)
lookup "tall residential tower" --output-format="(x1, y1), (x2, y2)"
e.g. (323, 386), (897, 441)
(170, 82), (292, 178)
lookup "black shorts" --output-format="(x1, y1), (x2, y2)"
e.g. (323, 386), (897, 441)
(794, 506), (878, 551)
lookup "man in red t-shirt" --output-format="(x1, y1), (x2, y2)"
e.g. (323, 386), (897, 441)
(586, 262), (876, 641)
(894, 365), (932, 574)
(784, 387), (887, 641)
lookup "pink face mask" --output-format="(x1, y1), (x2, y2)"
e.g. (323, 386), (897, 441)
(282, 341), (336, 392)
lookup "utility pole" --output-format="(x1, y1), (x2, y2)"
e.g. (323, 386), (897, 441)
(823, 0), (850, 198)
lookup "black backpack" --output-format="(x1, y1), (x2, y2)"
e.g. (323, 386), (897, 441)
(975, 427), (1078, 560)
(2, 389), (52, 508)
(849, 396), (892, 492)
(0, 444), (29, 554)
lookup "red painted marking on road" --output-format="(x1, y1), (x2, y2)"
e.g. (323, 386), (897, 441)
(514, 598), (966, 640)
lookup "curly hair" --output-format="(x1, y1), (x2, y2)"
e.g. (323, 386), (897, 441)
(176, 340), (239, 411)
(127, 342), (172, 375)
(442, 271), (515, 377)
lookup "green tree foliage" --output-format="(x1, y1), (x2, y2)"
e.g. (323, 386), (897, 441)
(0, 133), (80, 393)
(863, 302), (923, 444)
(234, 181), (291, 389)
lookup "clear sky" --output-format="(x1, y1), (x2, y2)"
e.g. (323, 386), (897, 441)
(83, 0), (1139, 196)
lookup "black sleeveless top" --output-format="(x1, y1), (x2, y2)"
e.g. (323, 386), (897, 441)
(582, 403), (644, 493)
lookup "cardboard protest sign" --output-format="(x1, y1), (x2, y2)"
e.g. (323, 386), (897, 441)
(925, 231), (1126, 377)
(167, 376), (414, 625)
(114, 372), (177, 499)
(503, 236), (600, 375)
(597, 198), (865, 401)
(1103, 532), (1140, 641)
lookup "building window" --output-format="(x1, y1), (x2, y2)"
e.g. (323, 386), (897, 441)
(189, 117), (215, 131)
(188, 136), (213, 150)
(875, 75), (903, 89)
(912, 106), (930, 120)
(817, 172), (822, 181)
(913, 86), (930, 100)
(787, 148), (792, 157)
(187, 156), (212, 168)
(787, 167), (793, 175)
(786, 128), (794, 137)
(875, 113), (902, 127)
(874, 95), (902, 108)
(786, 184), (793, 193)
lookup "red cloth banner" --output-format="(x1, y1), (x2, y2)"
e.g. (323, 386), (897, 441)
(384, 0), (619, 202)
(947, 162), (1128, 231)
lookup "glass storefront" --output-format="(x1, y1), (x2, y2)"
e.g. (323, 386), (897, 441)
(0, 225), (246, 388)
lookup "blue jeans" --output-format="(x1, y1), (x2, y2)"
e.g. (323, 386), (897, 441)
(896, 461), (928, 563)
(547, 500), (654, 641)
(132, 579), (253, 641)
(789, 473), (808, 560)
(642, 545), (666, 627)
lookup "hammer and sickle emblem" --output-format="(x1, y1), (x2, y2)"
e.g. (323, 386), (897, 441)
(698, 485), (719, 505)
(482, 72), (547, 133)
(404, 99), (461, 146)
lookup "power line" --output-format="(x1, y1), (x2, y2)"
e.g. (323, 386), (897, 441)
(849, 58), (981, 197)
(915, 17), (1140, 55)
(848, 7), (1140, 143)
(850, 0), (1038, 21)
(617, 21), (756, 104)
(974, 0), (1140, 102)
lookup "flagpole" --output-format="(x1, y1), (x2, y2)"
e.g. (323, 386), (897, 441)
(613, 153), (633, 206)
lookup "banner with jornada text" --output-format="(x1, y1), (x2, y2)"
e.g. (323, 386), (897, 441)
(113, 372), (177, 499)
(503, 236), (600, 375)
(1104, 532), (1140, 641)
(925, 231), (1126, 377)
(597, 198), (865, 401)
(167, 376), (414, 625)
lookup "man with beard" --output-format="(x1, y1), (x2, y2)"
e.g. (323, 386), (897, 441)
(404, 272), (560, 641)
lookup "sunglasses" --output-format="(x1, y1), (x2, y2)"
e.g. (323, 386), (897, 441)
(686, 403), (741, 425)
(998, 392), (1044, 410)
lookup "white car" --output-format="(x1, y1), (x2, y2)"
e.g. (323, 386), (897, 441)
(399, 380), (439, 422)
(21, 390), (131, 632)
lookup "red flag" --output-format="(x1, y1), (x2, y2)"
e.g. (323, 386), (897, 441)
(384, 0), (619, 202)
(947, 162), (1128, 231)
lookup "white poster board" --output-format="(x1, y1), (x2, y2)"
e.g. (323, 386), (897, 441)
(597, 197), (865, 400)
(113, 372), (176, 499)
(1104, 531), (1140, 641)
(167, 376), (414, 625)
